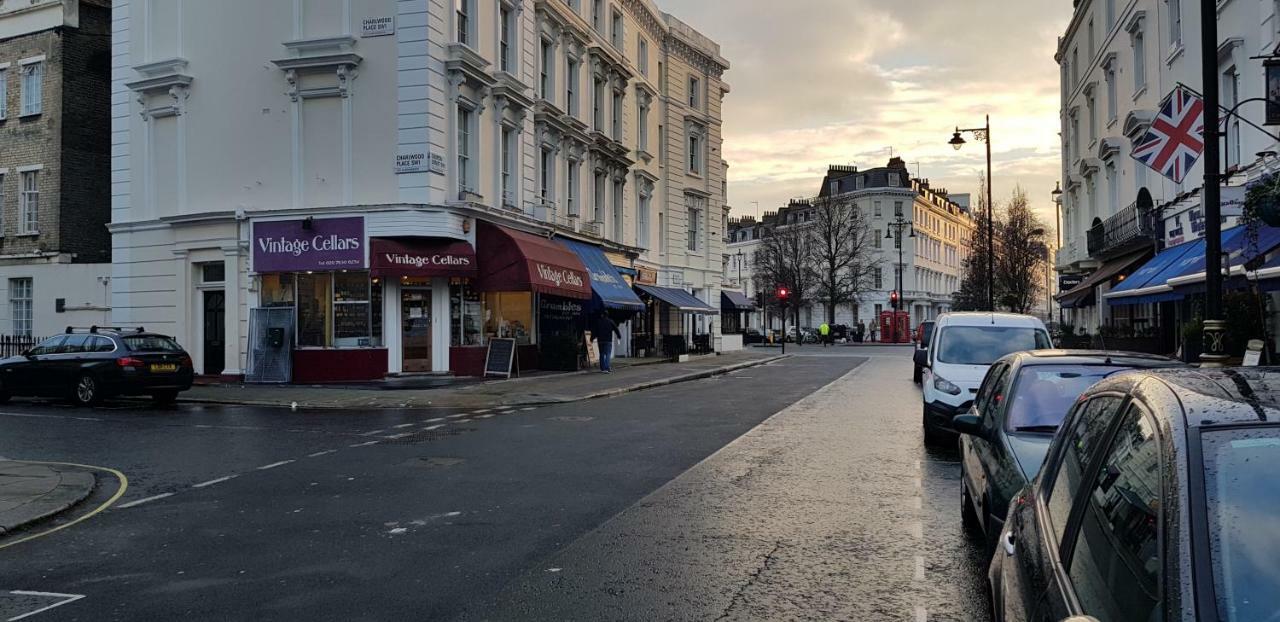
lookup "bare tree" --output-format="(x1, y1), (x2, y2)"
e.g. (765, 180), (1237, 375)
(954, 175), (996, 311)
(752, 220), (816, 340)
(996, 187), (1048, 314)
(810, 195), (881, 324)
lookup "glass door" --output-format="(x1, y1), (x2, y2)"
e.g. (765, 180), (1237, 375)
(401, 288), (432, 372)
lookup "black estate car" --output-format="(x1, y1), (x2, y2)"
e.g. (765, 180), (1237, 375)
(0, 327), (194, 406)
(989, 367), (1280, 622)
(953, 350), (1179, 551)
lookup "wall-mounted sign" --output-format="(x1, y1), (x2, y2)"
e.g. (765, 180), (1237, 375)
(370, 238), (477, 278)
(428, 151), (447, 175)
(1058, 273), (1086, 292)
(395, 149), (428, 174)
(636, 267), (658, 285)
(361, 16), (395, 37)
(1268, 61), (1280, 126)
(252, 217), (366, 272)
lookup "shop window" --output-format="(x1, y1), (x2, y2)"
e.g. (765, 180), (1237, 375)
(297, 273), (332, 348)
(201, 262), (225, 284)
(483, 291), (533, 345)
(260, 274), (295, 307)
(333, 272), (370, 347)
(451, 280), (484, 346)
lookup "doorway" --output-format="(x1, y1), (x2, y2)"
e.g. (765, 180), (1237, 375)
(203, 290), (226, 375)
(401, 288), (432, 372)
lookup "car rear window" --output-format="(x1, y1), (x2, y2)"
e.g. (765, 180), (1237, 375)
(123, 335), (184, 352)
(936, 326), (1051, 365)
(1202, 426), (1280, 622)
(1004, 365), (1129, 432)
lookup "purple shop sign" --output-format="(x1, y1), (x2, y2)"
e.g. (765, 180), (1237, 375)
(252, 217), (366, 272)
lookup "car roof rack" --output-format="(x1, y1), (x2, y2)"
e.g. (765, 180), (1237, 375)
(65, 326), (146, 335)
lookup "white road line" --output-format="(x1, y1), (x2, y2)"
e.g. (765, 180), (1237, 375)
(913, 496), (923, 509)
(349, 441), (379, 448)
(471, 409), (491, 414)
(387, 433), (413, 439)
(192, 475), (237, 489)
(913, 556), (925, 581)
(914, 605), (928, 622)
(392, 423), (416, 429)
(116, 493), (174, 509)
(448, 414), (470, 419)
(520, 407), (537, 411)
(424, 417), (446, 423)
(256, 460), (295, 471)
(910, 521), (923, 539)
(0, 412), (64, 420)
(7, 591), (86, 621)
(423, 424), (446, 431)
(362, 429), (387, 436)
(307, 450), (337, 458)
(476, 414), (495, 419)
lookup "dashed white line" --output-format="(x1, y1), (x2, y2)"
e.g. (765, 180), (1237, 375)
(349, 441), (379, 448)
(520, 407), (537, 411)
(471, 409), (491, 414)
(7, 591), (87, 621)
(476, 414), (495, 419)
(307, 450), (337, 458)
(913, 556), (925, 581)
(192, 475), (237, 489)
(392, 423), (416, 429)
(910, 521), (923, 539)
(387, 433), (414, 439)
(116, 493), (174, 509)
(362, 429), (387, 436)
(913, 496), (923, 509)
(424, 417), (446, 423)
(256, 460), (295, 471)
(423, 424), (446, 431)
(914, 605), (928, 622)
(448, 414), (470, 419)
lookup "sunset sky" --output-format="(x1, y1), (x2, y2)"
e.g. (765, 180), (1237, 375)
(654, 0), (1074, 225)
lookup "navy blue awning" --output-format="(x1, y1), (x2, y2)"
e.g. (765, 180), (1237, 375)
(721, 290), (756, 311)
(1105, 241), (1200, 305)
(557, 239), (645, 312)
(1170, 226), (1280, 294)
(636, 284), (718, 314)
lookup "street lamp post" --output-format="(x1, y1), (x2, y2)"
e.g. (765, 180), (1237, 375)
(886, 214), (915, 343)
(949, 116), (995, 312)
(1200, 0), (1227, 365)
(1051, 182), (1063, 324)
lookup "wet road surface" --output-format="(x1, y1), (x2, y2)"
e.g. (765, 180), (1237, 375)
(0, 348), (991, 621)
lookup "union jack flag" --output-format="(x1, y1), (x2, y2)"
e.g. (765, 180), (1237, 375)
(1131, 86), (1205, 184)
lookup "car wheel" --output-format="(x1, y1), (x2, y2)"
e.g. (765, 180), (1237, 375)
(922, 405), (947, 448)
(151, 390), (179, 405)
(913, 363), (922, 384)
(73, 374), (102, 407)
(0, 377), (10, 404)
(961, 480), (982, 538)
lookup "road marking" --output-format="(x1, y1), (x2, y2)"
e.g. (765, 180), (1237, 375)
(423, 424), (446, 431)
(116, 493), (173, 509)
(476, 414), (494, 419)
(192, 475), (237, 489)
(448, 414), (469, 419)
(914, 605), (928, 622)
(520, 407), (537, 411)
(913, 496), (922, 509)
(913, 556), (925, 581)
(471, 409), (491, 414)
(256, 460), (294, 471)
(362, 429), (387, 436)
(6, 591), (87, 621)
(307, 450), (337, 458)
(349, 441), (379, 448)
(910, 521), (923, 539)
(387, 433), (413, 439)
(392, 423), (416, 429)
(424, 417), (446, 423)
(0, 461), (128, 550)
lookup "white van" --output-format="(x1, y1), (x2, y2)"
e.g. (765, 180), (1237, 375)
(916, 312), (1052, 446)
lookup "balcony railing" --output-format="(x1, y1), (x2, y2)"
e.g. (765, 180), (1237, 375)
(1086, 200), (1159, 258)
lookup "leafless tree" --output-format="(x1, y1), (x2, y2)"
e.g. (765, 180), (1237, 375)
(810, 195), (881, 325)
(996, 187), (1048, 314)
(752, 219), (816, 340)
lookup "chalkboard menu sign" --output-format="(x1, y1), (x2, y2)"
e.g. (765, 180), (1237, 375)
(484, 338), (517, 378)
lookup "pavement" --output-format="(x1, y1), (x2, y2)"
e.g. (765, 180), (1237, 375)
(0, 460), (95, 535)
(181, 349), (787, 410)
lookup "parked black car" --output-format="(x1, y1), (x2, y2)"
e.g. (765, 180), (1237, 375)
(742, 329), (766, 345)
(912, 320), (935, 383)
(0, 327), (195, 406)
(953, 350), (1179, 552)
(989, 367), (1280, 622)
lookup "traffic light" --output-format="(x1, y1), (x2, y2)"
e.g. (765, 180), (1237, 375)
(777, 287), (790, 302)
(890, 290), (899, 306)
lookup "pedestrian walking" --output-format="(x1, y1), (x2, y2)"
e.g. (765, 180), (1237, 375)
(819, 322), (831, 347)
(590, 310), (622, 373)
(856, 321), (866, 343)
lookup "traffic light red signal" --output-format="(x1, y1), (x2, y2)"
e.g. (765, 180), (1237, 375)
(890, 290), (899, 305)
(777, 287), (789, 300)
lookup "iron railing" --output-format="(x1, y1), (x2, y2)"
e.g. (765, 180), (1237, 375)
(1086, 200), (1159, 258)
(0, 334), (43, 358)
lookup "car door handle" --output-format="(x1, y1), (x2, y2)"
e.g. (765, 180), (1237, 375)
(1002, 531), (1016, 557)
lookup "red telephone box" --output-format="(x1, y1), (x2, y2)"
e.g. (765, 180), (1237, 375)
(879, 311), (911, 343)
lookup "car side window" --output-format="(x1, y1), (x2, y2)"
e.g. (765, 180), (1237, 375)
(974, 363), (1008, 419)
(89, 337), (114, 353)
(1066, 404), (1163, 622)
(55, 335), (90, 354)
(29, 336), (67, 356)
(1045, 395), (1124, 545)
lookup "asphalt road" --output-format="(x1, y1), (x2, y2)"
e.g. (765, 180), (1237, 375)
(0, 347), (991, 621)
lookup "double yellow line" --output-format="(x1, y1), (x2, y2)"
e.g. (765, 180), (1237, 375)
(0, 461), (128, 551)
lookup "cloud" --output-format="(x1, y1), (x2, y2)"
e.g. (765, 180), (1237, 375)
(653, 0), (1072, 225)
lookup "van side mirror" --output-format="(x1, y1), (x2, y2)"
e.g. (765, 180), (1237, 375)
(952, 414), (986, 439)
(913, 349), (929, 369)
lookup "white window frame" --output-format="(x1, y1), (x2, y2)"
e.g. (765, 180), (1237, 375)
(637, 190), (650, 248)
(611, 8), (623, 49)
(688, 76), (700, 109)
(637, 37), (648, 76)
(593, 172), (606, 223)
(0, 64), (8, 120)
(540, 38), (554, 101)
(688, 132), (703, 176)
(637, 100), (649, 151)
(1132, 28), (1147, 94)
(457, 106), (474, 194)
(540, 147), (555, 203)
(566, 58), (578, 116)
(18, 168), (39, 235)
(592, 0), (603, 32)
(455, 0), (474, 46)
(612, 89), (623, 140)
(501, 126), (515, 205)
(593, 77), (605, 131)
(567, 160), (579, 215)
(9, 278), (32, 338)
(612, 178), (624, 240)
(1168, 0), (1182, 49)
(19, 59), (43, 117)
(499, 4), (514, 73)
(1105, 61), (1117, 123)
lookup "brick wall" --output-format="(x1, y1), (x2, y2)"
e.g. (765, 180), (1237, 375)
(58, 0), (111, 262)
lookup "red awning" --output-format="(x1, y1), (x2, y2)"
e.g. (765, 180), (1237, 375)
(370, 237), (478, 278)
(474, 223), (591, 299)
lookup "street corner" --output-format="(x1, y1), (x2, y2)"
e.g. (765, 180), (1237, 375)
(0, 461), (97, 536)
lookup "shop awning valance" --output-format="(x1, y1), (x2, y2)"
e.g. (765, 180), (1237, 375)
(557, 239), (645, 312)
(1103, 241), (1201, 305)
(474, 223), (592, 299)
(1167, 226), (1280, 294)
(1055, 249), (1150, 308)
(369, 237), (477, 279)
(721, 290), (756, 311)
(636, 284), (718, 314)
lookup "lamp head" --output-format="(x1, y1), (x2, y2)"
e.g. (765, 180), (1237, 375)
(949, 129), (966, 150)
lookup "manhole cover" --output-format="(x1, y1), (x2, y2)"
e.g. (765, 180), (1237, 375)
(547, 416), (594, 422)
(403, 457), (466, 469)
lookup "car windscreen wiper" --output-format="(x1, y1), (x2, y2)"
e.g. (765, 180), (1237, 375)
(1013, 424), (1060, 433)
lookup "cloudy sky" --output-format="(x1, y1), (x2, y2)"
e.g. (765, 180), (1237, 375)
(652, 0), (1073, 224)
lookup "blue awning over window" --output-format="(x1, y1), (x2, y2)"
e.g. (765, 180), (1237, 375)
(1105, 240), (1201, 305)
(721, 290), (756, 311)
(1171, 226), (1280, 294)
(557, 239), (645, 312)
(636, 284), (718, 314)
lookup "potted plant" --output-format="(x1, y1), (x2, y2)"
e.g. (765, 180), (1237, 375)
(1243, 173), (1280, 250)
(1181, 320), (1203, 363)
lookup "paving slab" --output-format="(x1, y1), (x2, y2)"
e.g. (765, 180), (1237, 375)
(0, 461), (95, 535)
(180, 350), (788, 410)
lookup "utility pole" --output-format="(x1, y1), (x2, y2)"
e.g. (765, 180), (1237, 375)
(1201, 0), (1226, 365)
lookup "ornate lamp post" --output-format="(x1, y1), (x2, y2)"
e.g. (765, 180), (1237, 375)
(886, 214), (915, 343)
(949, 116), (995, 311)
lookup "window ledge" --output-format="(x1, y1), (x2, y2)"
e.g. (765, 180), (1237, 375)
(687, 171), (704, 180)
(16, 232), (39, 237)
(1132, 84), (1148, 102)
(19, 112), (41, 119)
(1165, 43), (1185, 66)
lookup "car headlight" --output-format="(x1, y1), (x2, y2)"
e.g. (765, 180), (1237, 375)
(933, 375), (962, 396)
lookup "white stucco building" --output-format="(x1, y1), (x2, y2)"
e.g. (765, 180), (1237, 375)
(110, 0), (729, 381)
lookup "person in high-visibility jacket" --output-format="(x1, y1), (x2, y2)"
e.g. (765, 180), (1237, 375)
(819, 323), (831, 347)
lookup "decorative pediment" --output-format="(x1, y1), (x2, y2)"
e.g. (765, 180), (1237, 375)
(1097, 137), (1123, 160)
(271, 37), (362, 101)
(491, 73), (534, 111)
(1122, 109), (1156, 141)
(1125, 10), (1146, 34)
(445, 43), (497, 91)
(126, 58), (194, 118)
(1077, 157), (1102, 177)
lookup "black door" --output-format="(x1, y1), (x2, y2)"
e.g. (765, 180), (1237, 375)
(203, 291), (225, 376)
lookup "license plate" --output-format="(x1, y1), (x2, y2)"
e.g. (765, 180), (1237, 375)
(150, 363), (177, 373)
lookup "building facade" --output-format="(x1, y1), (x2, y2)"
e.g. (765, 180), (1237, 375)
(0, 0), (112, 340)
(727, 158), (975, 336)
(110, 0), (729, 380)
(1054, 0), (1276, 334)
